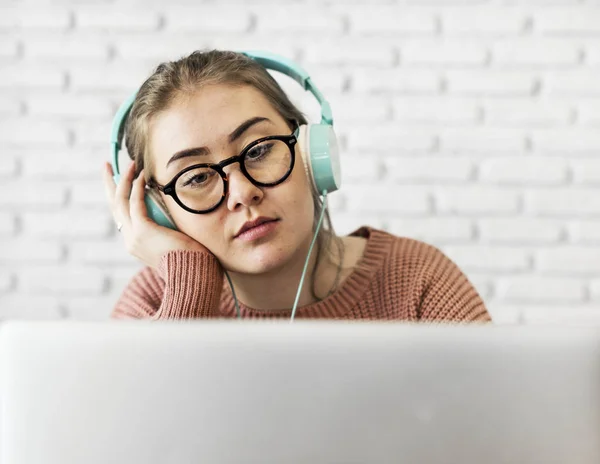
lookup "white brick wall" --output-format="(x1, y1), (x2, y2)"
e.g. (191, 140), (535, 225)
(2, 0), (600, 325)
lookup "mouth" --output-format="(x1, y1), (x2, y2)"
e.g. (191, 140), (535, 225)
(235, 217), (280, 241)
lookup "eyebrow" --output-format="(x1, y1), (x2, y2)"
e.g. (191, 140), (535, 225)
(166, 116), (271, 168)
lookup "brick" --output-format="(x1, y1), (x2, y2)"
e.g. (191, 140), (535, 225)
(578, 101), (600, 125)
(64, 296), (122, 320)
(546, 71), (600, 96)
(484, 303), (522, 325)
(0, 120), (69, 148)
(25, 37), (109, 61)
(331, 213), (386, 236)
(69, 241), (140, 265)
(446, 70), (536, 96)
(328, 94), (390, 122)
(535, 8), (600, 34)
(572, 159), (600, 183)
(385, 157), (473, 182)
(165, 8), (251, 32)
(441, 128), (526, 153)
(589, 44), (600, 65)
(478, 218), (563, 244)
(76, 8), (159, 31)
(480, 157), (567, 184)
(526, 188), (600, 216)
(346, 126), (435, 152)
(210, 36), (299, 65)
(0, 183), (67, 207)
(304, 67), (348, 94)
(435, 186), (521, 214)
(21, 211), (113, 238)
(19, 266), (106, 295)
(0, 39), (18, 59)
(403, 41), (488, 66)
(442, 8), (527, 35)
(0, 271), (13, 292)
(0, 66), (64, 90)
(19, 9), (71, 30)
(106, 265), (145, 294)
(537, 247), (600, 274)
(70, 181), (109, 207)
(393, 97), (479, 124)
(496, 276), (584, 303)
(22, 151), (103, 179)
(27, 96), (113, 118)
(351, 68), (440, 94)
(0, 157), (18, 177)
(493, 40), (580, 66)
(348, 8), (436, 34)
(521, 307), (600, 326)
(71, 121), (112, 148)
(0, 296), (62, 320)
(0, 240), (63, 262)
(114, 38), (210, 63)
(442, 245), (531, 273)
(0, 212), (15, 235)
(343, 185), (430, 214)
(340, 154), (381, 183)
(304, 39), (395, 66)
(387, 217), (474, 243)
(70, 64), (157, 92)
(0, 8), (17, 29)
(0, 98), (21, 116)
(568, 220), (600, 244)
(590, 280), (600, 302)
(484, 100), (572, 125)
(256, 7), (343, 34)
(532, 129), (600, 153)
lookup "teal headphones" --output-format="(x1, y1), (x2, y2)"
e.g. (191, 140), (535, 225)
(110, 50), (342, 231)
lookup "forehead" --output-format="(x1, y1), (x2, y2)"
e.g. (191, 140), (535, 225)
(148, 84), (284, 173)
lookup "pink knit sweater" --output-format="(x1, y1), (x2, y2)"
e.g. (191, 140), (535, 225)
(111, 227), (491, 322)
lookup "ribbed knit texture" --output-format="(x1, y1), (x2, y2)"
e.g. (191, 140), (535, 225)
(111, 227), (491, 323)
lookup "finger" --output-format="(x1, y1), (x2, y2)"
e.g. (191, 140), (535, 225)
(102, 162), (116, 205)
(115, 161), (135, 202)
(114, 162), (136, 223)
(130, 168), (148, 223)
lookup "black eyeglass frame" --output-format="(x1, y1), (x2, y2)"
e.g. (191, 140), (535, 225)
(150, 132), (298, 214)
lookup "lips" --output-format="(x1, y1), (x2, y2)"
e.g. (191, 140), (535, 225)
(235, 217), (278, 238)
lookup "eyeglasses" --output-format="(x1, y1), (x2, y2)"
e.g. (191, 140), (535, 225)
(151, 131), (297, 214)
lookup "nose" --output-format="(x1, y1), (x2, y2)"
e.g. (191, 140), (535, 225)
(224, 165), (263, 211)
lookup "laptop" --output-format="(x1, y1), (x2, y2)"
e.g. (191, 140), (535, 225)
(1, 320), (599, 464)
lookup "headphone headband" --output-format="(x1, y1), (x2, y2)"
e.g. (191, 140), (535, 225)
(240, 50), (333, 126)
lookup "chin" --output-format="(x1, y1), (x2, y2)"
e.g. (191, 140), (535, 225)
(230, 245), (291, 275)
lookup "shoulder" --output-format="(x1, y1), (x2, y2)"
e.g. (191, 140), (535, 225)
(352, 226), (449, 273)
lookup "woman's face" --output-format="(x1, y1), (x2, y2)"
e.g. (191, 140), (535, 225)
(148, 84), (315, 274)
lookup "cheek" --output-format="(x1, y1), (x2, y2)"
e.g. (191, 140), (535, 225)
(165, 198), (227, 252)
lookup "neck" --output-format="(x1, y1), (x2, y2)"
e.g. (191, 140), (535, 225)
(227, 234), (341, 312)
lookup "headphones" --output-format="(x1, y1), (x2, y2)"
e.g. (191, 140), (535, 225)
(109, 50), (342, 231)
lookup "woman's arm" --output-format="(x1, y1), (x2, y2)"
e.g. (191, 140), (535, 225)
(418, 246), (491, 323)
(111, 250), (223, 320)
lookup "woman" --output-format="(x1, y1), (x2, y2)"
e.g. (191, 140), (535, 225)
(103, 49), (491, 322)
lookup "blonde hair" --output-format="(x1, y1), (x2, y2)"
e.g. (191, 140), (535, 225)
(123, 49), (344, 300)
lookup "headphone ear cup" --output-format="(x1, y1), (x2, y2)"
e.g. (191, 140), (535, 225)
(144, 188), (177, 230)
(299, 124), (341, 195)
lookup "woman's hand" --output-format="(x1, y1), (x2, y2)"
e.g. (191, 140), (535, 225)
(103, 161), (211, 270)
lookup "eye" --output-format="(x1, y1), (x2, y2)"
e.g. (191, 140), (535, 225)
(246, 142), (272, 161)
(181, 170), (214, 187)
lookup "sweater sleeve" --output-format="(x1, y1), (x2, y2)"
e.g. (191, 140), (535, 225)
(110, 250), (224, 320)
(417, 246), (491, 323)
